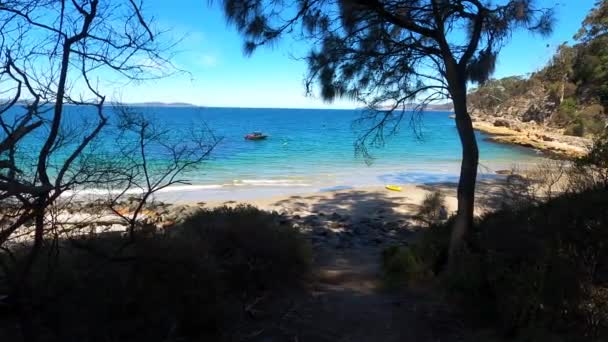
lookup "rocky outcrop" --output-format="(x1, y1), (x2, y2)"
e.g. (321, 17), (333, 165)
(467, 82), (592, 158)
(470, 117), (591, 158)
(469, 82), (558, 123)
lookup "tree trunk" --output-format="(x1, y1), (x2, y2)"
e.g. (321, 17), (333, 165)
(14, 199), (46, 342)
(560, 75), (566, 104)
(449, 83), (479, 260)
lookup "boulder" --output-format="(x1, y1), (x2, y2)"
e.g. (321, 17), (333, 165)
(541, 135), (554, 142)
(493, 119), (511, 128)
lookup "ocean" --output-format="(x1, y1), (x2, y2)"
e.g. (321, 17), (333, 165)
(11, 106), (544, 201)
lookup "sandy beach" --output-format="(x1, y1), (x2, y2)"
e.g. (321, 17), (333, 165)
(172, 179), (509, 221)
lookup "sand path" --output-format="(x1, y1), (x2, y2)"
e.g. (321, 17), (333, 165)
(225, 182), (510, 341)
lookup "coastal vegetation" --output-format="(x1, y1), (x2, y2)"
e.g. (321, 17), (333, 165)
(1, 205), (311, 340)
(0, 2), (220, 340)
(383, 130), (608, 340)
(0, 1), (607, 341)
(469, 0), (608, 139)
(219, 0), (554, 265)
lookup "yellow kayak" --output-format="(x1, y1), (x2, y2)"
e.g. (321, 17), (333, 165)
(385, 185), (402, 192)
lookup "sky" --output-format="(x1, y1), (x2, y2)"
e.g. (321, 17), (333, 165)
(119, 0), (598, 109)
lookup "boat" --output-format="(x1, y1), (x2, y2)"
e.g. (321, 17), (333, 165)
(385, 184), (402, 192)
(244, 131), (268, 140)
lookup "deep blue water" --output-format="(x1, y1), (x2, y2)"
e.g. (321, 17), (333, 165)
(7, 106), (544, 196)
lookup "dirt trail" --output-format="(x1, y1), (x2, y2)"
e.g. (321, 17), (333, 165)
(243, 217), (467, 342)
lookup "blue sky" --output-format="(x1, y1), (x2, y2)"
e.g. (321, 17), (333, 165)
(120, 0), (597, 109)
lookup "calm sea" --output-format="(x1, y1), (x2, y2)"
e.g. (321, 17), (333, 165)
(12, 106), (544, 200)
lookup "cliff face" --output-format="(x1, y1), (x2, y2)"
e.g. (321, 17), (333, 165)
(469, 81), (556, 123)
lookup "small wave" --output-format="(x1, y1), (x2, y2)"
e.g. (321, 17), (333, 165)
(61, 184), (224, 197)
(156, 184), (223, 192)
(233, 179), (311, 187)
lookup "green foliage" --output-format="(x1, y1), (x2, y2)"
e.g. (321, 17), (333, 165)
(575, 0), (608, 42)
(381, 218), (453, 287)
(394, 169), (608, 339)
(470, 1), (608, 130)
(541, 44), (576, 83)
(0, 205), (311, 341)
(381, 245), (427, 288)
(564, 118), (585, 136)
(581, 129), (608, 169)
(415, 190), (447, 225)
(556, 98), (578, 124)
(468, 76), (535, 112)
(546, 81), (577, 103)
(572, 129), (608, 188)
(179, 205), (312, 294)
(440, 188), (608, 339)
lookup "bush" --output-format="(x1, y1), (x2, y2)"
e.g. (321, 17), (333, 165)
(547, 82), (577, 103)
(0, 205), (311, 341)
(381, 218), (453, 287)
(5, 233), (224, 341)
(178, 204), (312, 295)
(415, 190), (447, 225)
(395, 185), (608, 339)
(569, 129), (608, 190)
(564, 118), (585, 136)
(381, 246), (426, 287)
(456, 189), (608, 339)
(555, 98), (578, 125)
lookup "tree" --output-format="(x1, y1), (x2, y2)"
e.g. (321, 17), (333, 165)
(107, 106), (220, 241)
(0, 0), (172, 245)
(573, 0), (608, 107)
(575, 0), (608, 43)
(0, 1), (173, 337)
(218, 0), (553, 259)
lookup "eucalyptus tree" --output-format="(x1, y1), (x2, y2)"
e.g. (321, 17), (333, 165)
(218, 0), (553, 258)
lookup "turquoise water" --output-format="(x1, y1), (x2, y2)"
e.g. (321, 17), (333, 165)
(136, 107), (541, 196)
(9, 106), (544, 199)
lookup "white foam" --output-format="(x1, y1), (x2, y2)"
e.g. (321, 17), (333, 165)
(233, 179), (311, 187)
(61, 184), (224, 197)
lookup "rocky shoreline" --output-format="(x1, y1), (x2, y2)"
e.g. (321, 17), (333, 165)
(469, 114), (592, 158)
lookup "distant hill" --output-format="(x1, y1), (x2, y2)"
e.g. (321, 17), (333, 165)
(377, 102), (454, 111)
(127, 102), (199, 108)
(422, 103), (454, 111)
(0, 100), (201, 108)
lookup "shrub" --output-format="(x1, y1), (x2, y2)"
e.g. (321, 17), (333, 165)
(564, 118), (585, 136)
(396, 185), (608, 339)
(178, 204), (312, 295)
(555, 98), (578, 124)
(547, 82), (577, 103)
(569, 129), (608, 190)
(381, 246), (425, 287)
(5, 233), (224, 341)
(0, 205), (311, 341)
(415, 190), (447, 225)
(455, 188), (608, 339)
(381, 218), (453, 287)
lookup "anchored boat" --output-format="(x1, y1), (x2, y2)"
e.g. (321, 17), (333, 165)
(244, 131), (268, 140)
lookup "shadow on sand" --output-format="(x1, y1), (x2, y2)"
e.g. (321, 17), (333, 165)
(249, 189), (467, 341)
